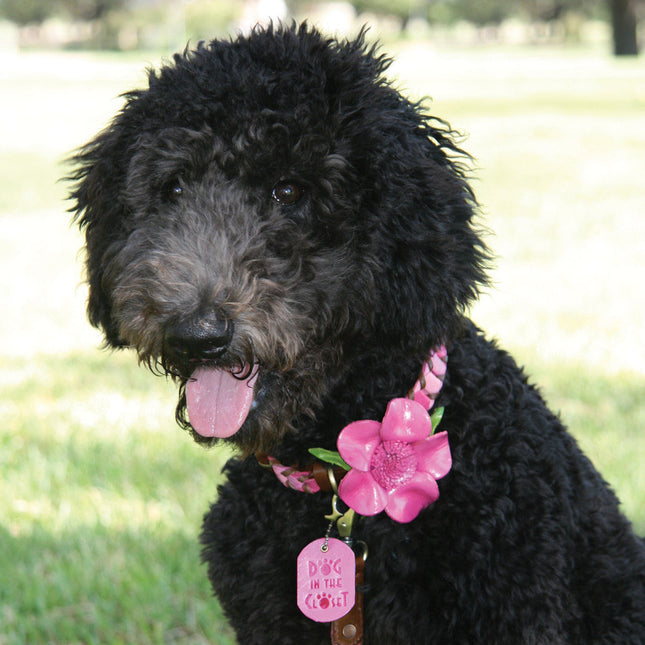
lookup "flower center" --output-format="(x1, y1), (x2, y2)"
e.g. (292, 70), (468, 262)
(369, 441), (417, 491)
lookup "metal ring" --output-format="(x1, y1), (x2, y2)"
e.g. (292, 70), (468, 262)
(326, 466), (339, 494)
(355, 540), (369, 563)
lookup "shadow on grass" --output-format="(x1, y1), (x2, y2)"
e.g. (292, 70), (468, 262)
(1, 350), (237, 643)
(0, 523), (236, 645)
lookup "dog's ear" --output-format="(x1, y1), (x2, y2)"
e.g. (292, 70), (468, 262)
(365, 115), (490, 347)
(315, 33), (489, 347)
(67, 117), (135, 348)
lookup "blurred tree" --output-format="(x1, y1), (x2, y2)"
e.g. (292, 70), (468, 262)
(523, 0), (571, 21)
(351, 0), (428, 29)
(610, 0), (639, 54)
(352, 0), (640, 55)
(443, 0), (517, 26)
(0, 0), (125, 24)
(0, 0), (54, 24)
(57, 0), (125, 21)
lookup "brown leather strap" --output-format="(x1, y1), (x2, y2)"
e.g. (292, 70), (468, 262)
(330, 554), (364, 645)
(312, 462), (346, 492)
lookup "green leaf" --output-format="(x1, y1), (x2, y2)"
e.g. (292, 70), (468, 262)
(308, 448), (351, 471)
(430, 406), (445, 433)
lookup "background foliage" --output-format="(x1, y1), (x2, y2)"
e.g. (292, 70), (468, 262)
(0, 0), (641, 54)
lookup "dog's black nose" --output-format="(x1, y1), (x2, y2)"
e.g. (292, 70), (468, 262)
(165, 311), (233, 362)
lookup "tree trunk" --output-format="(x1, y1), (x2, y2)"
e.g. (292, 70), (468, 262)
(610, 0), (639, 56)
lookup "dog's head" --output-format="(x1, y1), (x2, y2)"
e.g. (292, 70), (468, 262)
(68, 23), (488, 453)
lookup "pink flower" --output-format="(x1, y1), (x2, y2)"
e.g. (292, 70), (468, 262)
(337, 398), (451, 523)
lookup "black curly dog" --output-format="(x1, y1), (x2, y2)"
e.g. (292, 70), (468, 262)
(69, 23), (645, 644)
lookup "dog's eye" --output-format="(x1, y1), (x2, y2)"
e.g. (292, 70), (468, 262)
(272, 181), (303, 206)
(162, 178), (183, 202)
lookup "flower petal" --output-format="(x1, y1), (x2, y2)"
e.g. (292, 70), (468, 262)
(384, 471), (439, 523)
(338, 469), (388, 516)
(337, 420), (382, 471)
(413, 431), (452, 480)
(380, 398), (432, 443)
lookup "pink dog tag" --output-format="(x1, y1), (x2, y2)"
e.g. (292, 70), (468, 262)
(297, 538), (355, 622)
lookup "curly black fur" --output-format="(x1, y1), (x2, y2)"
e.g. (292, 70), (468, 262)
(68, 23), (645, 644)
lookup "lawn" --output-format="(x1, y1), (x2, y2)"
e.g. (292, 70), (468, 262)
(1, 40), (644, 644)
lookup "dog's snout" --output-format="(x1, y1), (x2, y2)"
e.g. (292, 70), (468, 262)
(165, 311), (233, 362)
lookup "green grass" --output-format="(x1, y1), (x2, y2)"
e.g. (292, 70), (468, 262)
(1, 42), (644, 643)
(0, 352), (237, 644)
(528, 361), (645, 523)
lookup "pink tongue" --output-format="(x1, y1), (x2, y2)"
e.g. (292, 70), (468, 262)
(186, 366), (257, 438)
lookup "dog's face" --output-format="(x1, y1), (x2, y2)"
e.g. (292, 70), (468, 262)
(69, 24), (487, 453)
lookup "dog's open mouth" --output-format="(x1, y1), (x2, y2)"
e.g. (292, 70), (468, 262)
(185, 365), (258, 438)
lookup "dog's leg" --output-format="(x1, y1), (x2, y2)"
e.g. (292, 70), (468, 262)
(201, 457), (332, 644)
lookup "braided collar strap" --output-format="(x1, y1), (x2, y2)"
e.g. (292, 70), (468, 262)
(258, 346), (448, 494)
(258, 454), (323, 493)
